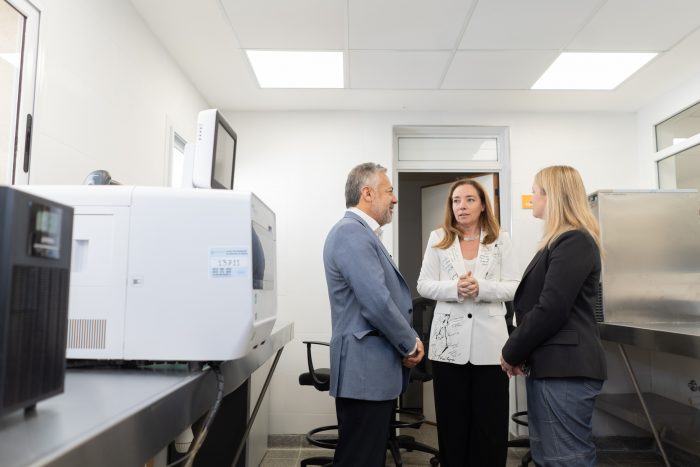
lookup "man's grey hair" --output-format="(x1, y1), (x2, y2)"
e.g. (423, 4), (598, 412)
(345, 162), (387, 208)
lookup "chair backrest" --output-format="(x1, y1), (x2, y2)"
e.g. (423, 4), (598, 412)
(410, 297), (436, 382)
(505, 301), (515, 334)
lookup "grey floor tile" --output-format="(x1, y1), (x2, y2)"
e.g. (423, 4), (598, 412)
(263, 448), (300, 459)
(258, 456), (299, 467)
(386, 450), (436, 465)
(260, 423), (688, 467)
(268, 434), (303, 449)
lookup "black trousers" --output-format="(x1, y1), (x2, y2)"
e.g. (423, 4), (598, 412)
(333, 397), (394, 467)
(432, 361), (509, 467)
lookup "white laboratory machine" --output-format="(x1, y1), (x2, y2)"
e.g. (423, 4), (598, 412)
(17, 185), (276, 362)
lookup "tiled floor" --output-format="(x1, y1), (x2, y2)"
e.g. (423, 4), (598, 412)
(261, 424), (667, 467)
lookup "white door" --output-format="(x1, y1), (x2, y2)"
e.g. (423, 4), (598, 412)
(0, 0), (39, 185)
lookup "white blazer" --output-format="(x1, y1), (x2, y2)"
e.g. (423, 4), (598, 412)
(417, 229), (520, 365)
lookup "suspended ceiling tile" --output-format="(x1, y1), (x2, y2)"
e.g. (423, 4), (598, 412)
(132, 0), (700, 111)
(569, 0), (700, 51)
(442, 50), (559, 89)
(349, 50), (451, 89)
(220, 0), (346, 49)
(460, 0), (601, 50)
(349, 0), (475, 50)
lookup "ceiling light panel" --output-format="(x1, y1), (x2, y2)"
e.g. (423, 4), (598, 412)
(246, 50), (344, 88)
(532, 52), (657, 90)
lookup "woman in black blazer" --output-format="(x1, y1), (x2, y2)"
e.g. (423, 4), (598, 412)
(501, 166), (606, 467)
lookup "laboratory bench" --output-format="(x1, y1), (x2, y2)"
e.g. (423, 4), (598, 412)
(0, 321), (294, 467)
(597, 322), (700, 467)
(599, 322), (700, 360)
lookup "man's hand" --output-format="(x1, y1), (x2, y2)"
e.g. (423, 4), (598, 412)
(402, 338), (424, 368)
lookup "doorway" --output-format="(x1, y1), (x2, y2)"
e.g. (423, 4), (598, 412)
(398, 170), (502, 420)
(397, 171), (501, 300)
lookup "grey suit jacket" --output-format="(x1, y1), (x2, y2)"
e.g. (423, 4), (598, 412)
(323, 211), (417, 401)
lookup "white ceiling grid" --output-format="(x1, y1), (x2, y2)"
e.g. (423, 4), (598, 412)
(130, 0), (700, 111)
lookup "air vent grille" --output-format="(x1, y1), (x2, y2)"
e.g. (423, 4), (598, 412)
(3, 266), (69, 409)
(67, 319), (107, 349)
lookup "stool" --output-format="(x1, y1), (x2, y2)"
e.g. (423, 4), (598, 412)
(507, 410), (532, 467)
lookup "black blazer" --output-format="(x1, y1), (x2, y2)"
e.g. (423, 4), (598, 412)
(502, 229), (606, 380)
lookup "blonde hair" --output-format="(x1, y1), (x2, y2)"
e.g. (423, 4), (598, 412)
(534, 165), (601, 252)
(435, 179), (500, 249)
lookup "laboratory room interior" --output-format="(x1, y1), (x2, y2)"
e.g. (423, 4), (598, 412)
(1, 1), (700, 467)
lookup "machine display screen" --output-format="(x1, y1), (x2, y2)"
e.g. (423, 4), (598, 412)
(28, 202), (63, 259)
(212, 120), (236, 190)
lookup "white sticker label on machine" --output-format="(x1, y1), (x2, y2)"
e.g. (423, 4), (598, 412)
(209, 247), (248, 278)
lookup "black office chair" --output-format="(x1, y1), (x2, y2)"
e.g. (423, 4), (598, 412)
(298, 341), (334, 467)
(388, 297), (440, 467)
(298, 298), (440, 466)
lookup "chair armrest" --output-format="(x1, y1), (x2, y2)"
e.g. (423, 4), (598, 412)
(302, 341), (330, 347)
(303, 341), (330, 388)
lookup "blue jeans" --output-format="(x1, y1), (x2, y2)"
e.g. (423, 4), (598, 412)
(526, 377), (603, 467)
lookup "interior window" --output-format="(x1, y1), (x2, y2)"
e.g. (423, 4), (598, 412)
(657, 143), (700, 190)
(655, 101), (700, 151)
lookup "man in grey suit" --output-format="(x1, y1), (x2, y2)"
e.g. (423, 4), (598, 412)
(323, 162), (424, 467)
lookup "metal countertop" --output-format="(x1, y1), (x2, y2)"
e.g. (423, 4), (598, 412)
(0, 321), (294, 467)
(598, 321), (700, 359)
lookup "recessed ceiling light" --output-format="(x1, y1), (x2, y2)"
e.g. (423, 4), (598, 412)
(246, 50), (344, 89)
(532, 52), (657, 90)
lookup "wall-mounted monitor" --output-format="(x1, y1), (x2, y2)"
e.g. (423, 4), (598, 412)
(192, 109), (237, 190)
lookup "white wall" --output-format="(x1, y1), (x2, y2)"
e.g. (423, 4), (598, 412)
(224, 110), (640, 434)
(28, 0), (208, 186)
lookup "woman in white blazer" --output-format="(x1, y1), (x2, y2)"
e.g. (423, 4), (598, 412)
(417, 179), (520, 467)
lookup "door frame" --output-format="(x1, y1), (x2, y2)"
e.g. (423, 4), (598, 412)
(392, 125), (512, 258)
(5, 0), (40, 184)
(392, 125), (516, 428)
